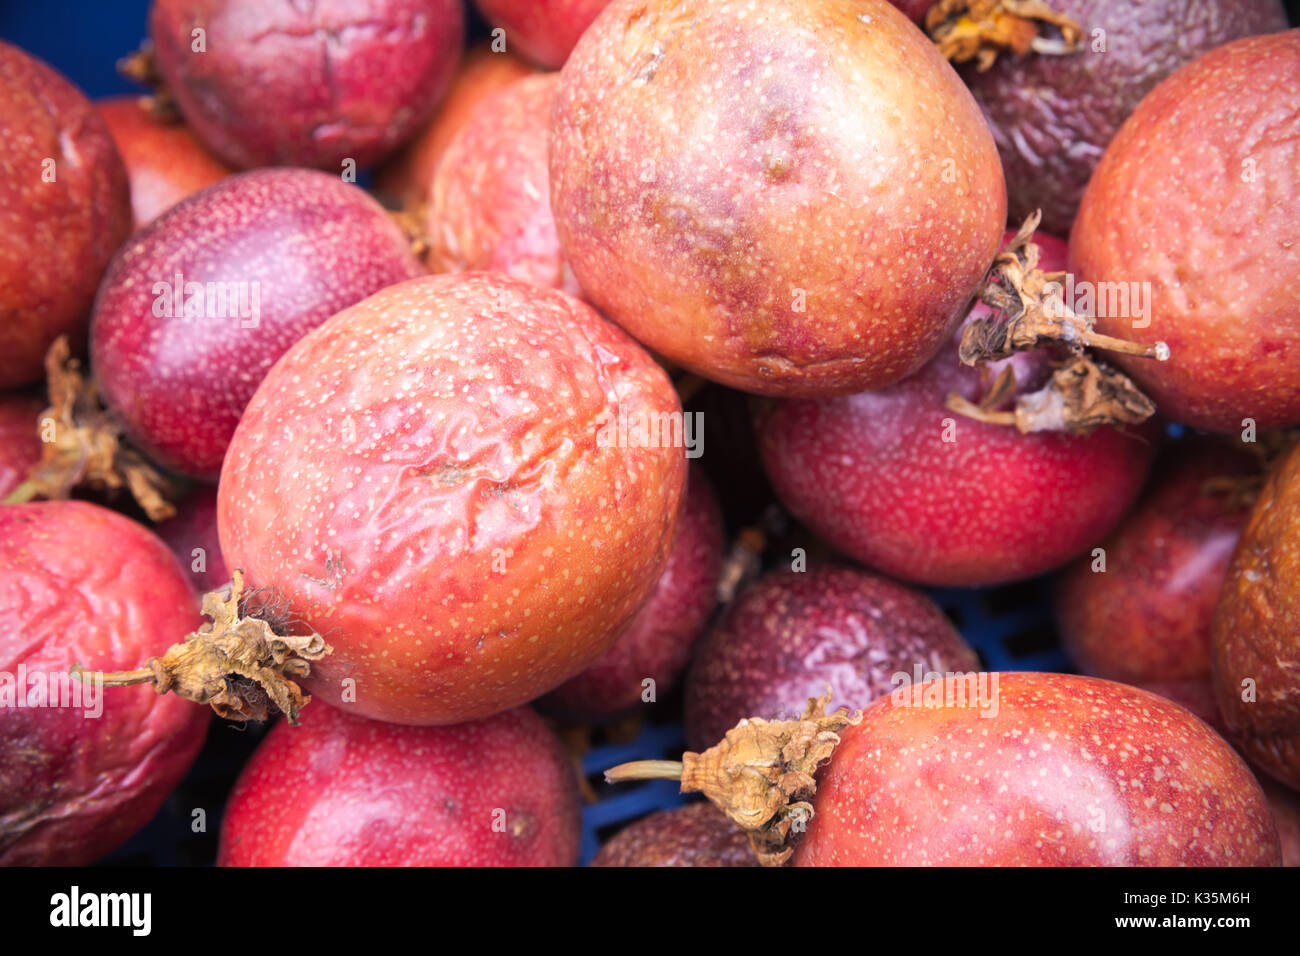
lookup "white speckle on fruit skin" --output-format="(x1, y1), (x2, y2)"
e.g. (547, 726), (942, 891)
(427, 73), (578, 297)
(217, 703), (580, 866)
(794, 673), (1280, 866)
(1070, 30), (1300, 433)
(217, 272), (686, 726)
(90, 167), (423, 480)
(755, 235), (1154, 588)
(550, 0), (1005, 397)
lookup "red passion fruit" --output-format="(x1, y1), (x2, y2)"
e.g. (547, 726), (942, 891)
(218, 272), (687, 725)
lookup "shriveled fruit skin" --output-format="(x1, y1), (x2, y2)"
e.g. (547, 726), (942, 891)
(376, 43), (535, 205)
(1071, 30), (1300, 433)
(219, 273), (686, 725)
(757, 234), (1153, 587)
(591, 803), (756, 867)
(218, 704), (579, 866)
(966, 0), (1287, 237)
(1212, 442), (1300, 790)
(0, 501), (209, 865)
(428, 73), (578, 295)
(95, 96), (232, 229)
(91, 168), (424, 481)
(539, 464), (722, 722)
(148, 0), (464, 170)
(796, 673), (1280, 866)
(1056, 441), (1255, 684)
(550, 0), (1005, 397)
(155, 486), (230, 595)
(684, 565), (976, 752)
(0, 393), (43, 498)
(0, 42), (131, 389)
(473, 0), (612, 68)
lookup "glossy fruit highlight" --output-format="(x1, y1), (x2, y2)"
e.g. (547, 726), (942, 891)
(1056, 440), (1255, 684)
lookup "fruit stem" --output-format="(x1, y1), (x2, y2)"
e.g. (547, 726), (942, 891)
(945, 392), (1016, 427)
(604, 760), (684, 784)
(1, 479), (40, 506)
(1082, 330), (1170, 361)
(69, 663), (155, 687)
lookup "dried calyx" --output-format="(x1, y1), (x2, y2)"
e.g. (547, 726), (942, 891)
(2, 337), (177, 520)
(946, 355), (1156, 435)
(947, 212), (1166, 434)
(388, 203), (430, 262)
(117, 42), (178, 120)
(70, 569), (330, 724)
(960, 212), (1169, 366)
(604, 691), (861, 866)
(926, 0), (1086, 71)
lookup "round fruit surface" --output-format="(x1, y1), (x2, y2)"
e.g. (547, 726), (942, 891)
(376, 43), (535, 205)
(591, 803), (756, 867)
(1212, 441), (1300, 790)
(473, 0), (612, 68)
(428, 73), (577, 294)
(539, 463), (723, 722)
(550, 0), (1005, 396)
(0, 41), (131, 388)
(757, 233), (1154, 587)
(1056, 441), (1255, 684)
(91, 168), (424, 480)
(965, 0), (1288, 236)
(96, 96), (233, 228)
(149, 0), (465, 170)
(684, 565), (976, 751)
(219, 272), (686, 725)
(795, 672), (1280, 866)
(218, 704), (580, 866)
(1070, 30), (1300, 433)
(0, 501), (209, 865)
(0, 392), (43, 498)
(155, 486), (230, 594)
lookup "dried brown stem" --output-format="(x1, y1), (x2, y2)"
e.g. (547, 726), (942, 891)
(959, 211), (1169, 367)
(604, 690), (861, 866)
(116, 42), (178, 121)
(947, 354), (1156, 434)
(926, 0), (1085, 71)
(716, 505), (787, 603)
(389, 203), (430, 262)
(2, 338), (178, 520)
(70, 569), (330, 724)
